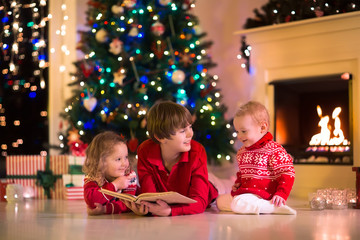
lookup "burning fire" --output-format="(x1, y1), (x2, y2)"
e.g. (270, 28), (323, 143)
(308, 105), (350, 152)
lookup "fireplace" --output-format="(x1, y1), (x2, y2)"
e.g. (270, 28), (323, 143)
(235, 11), (360, 166)
(270, 73), (352, 164)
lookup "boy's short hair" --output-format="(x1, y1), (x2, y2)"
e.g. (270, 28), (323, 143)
(236, 101), (270, 130)
(146, 101), (193, 143)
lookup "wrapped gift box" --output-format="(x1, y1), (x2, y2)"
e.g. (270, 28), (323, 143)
(68, 155), (85, 175)
(0, 179), (8, 202)
(6, 155), (68, 199)
(65, 187), (84, 200)
(68, 155), (85, 166)
(64, 155), (85, 200)
(63, 174), (85, 187)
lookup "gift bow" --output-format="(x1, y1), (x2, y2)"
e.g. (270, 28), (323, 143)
(36, 155), (61, 199)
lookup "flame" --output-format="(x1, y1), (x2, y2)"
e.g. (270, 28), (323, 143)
(309, 105), (349, 148)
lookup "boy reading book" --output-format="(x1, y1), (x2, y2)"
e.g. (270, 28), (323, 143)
(123, 101), (218, 216)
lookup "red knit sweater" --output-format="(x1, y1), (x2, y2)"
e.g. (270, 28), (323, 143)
(231, 132), (295, 200)
(137, 139), (218, 216)
(83, 171), (137, 214)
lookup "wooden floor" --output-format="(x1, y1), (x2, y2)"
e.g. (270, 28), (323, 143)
(0, 199), (359, 240)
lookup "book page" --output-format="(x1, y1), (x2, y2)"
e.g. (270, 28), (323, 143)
(99, 189), (136, 202)
(136, 192), (197, 204)
(99, 189), (197, 204)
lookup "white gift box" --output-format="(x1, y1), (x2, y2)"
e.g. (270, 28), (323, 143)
(62, 174), (85, 187)
(68, 155), (85, 166)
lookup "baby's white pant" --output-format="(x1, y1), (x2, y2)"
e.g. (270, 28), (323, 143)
(217, 193), (296, 215)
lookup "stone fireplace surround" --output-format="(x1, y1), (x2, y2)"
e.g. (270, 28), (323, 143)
(235, 11), (360, 198)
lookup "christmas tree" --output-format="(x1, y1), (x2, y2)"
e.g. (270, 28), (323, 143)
(59, 0), (235, 164)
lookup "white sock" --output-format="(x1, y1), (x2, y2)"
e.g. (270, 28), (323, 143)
(231, 194), (297, 215)
(256, 198), (297, 215)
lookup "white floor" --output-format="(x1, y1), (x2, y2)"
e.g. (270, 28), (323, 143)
(1, 199), (359, 240)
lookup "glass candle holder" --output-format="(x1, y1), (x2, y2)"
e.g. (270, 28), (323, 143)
(309, 192), (326, 210)
(6, 184), (24, 203)
(346, 188), (356, 208)
(331, 189), (347, 209)
(317, 188), (334, 209)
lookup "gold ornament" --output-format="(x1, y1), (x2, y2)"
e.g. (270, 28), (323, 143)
(113, 68), (126, 85)
(67, 128), (81, 144)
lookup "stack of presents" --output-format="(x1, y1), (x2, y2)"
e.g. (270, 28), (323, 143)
(0, 155), (85, 201)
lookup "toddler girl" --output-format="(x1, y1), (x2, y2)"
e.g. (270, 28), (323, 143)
(83, 131), (137, 215)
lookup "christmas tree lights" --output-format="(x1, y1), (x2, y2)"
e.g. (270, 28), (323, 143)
(244, 0), (360, 29)
(59, 0), (235, 164)
(239, 0), (360, 74)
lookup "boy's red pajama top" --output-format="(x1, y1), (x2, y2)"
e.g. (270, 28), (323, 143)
(83, 172), (137, 214)
(137, 139), (218, 216)
(231, 132), (295, 201)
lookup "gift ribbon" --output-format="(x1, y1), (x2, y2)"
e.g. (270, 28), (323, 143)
(68, 156), (84, 175)
(36, 155), (62, 199)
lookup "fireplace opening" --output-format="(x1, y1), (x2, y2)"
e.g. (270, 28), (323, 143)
(270, 73), (352, 165)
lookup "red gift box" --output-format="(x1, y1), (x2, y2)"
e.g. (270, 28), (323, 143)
(0, 180), (8, 202)
(65, 187), (84, 200)
(6, 155), (68, 199)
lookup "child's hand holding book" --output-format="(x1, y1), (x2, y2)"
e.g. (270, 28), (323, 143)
(123, 200), (149, 216)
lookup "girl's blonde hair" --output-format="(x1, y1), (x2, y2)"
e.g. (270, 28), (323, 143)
(235, 101), (270, 131)
(82, 131), (127, 186)
(146, 100), (193, 143)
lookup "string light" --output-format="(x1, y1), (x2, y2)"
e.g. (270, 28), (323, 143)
(1, 0), (50, 155)
(238, 36), (251, 73)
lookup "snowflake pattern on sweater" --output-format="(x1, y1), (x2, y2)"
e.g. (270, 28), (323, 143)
(231, 133), (295, 201)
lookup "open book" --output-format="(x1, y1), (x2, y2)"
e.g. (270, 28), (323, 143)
(99, 189), (197, 204)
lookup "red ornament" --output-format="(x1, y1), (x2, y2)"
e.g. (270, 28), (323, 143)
(69, 142), (88, 156)
(127, 137), (139, 153)
(151, 41), (167, 59)
(315, 7), (324, 17)
(87, 0), (106, 10)
(151, 21), (165, 36)
(200, 85), (214, 98)
(106, 111), (118, 123)
(182, 0), (194, 10)
(80, 62), (93, 78)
